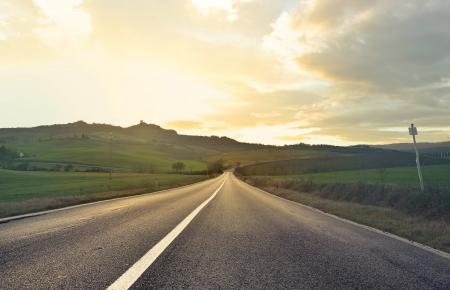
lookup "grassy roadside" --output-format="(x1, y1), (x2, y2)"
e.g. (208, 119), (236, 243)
(0, 169), (209, 218)
(285, 164), (450, 187)
(239, 175), (450, 253)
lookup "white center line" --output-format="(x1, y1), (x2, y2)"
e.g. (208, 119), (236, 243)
(106, 179), (226, 290)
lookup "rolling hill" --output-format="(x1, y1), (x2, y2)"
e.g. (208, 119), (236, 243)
(0, 121), (267, 172)
(1, 121), (449, 173)
(376, 141), (450, 154)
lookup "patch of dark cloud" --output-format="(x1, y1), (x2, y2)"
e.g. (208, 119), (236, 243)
(296, 0), (450, 90)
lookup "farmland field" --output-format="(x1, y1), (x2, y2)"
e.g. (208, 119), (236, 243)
(209, 149), (343, 167)
(0, 169), (208, 217)
(271, 164), (450, 187)
(236, 151), (450, 176)
(11, 138), (207, 172)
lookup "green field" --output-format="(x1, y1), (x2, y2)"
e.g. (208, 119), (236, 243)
(236, 151), (450, 176)
(242, 164), (450, 218)
(210, 149), (341, 167)
(0, 169), (207, 217)
(12, 138), (207, 172)
(277, 164), (450, 187)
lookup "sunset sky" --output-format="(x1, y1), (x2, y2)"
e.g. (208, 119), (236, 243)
(1, 0), (449, 145)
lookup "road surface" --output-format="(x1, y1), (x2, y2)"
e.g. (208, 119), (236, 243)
(0, 173), (449, 289)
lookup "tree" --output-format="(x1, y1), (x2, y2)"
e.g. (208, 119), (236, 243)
(0, 146), (7, 167)
(64, 164), (74, 172)
(207, 159), (224, 175)
(0, 145), (17, 168)
(15, 162), (30, 171)
(172, 161), (185, 173)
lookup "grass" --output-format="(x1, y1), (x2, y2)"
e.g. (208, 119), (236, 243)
(0, 169), (208, 217)
(236, 151), (450, 176)
(11, 138), (207, 172)
(273, 164), (450, 187)
(209, 149), (341, 167)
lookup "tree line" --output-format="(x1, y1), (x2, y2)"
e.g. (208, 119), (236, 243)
(172, 159), (225, 175)
(0, 145), (19, 168)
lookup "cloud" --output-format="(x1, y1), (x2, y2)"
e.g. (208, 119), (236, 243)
(203, 85), (324, 130)
(251, 112), (281, 119)
(266, 0), (450, 90)
(0, 1), (37, 42)
(32, 0), (92, 48)
(190, 0), (254, 22)
(165, 120), (204, 130)
(263, 10), (316, 63)
(256, 0), (450, 144)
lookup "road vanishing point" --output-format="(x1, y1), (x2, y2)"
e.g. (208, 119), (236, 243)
(1, 172), (449, 289)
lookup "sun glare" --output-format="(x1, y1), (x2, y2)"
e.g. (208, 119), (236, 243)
(191, 0), (240, 21)
(191, 0), (233, 15)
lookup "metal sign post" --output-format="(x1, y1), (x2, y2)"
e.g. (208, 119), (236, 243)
(109, 132), (113, 181)
(409, 124), (424, 192)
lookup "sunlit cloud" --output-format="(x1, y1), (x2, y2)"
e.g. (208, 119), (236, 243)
(0, 1), (36, 43)
(32, 0), (92, 48)
(263, 10), (318, 62)
(191, 0), (253, 22)
(251, 112), (281, 119)
(0, 3), (9, 41)
(165, 120), (204, 131)
(258, 0), (450, 143)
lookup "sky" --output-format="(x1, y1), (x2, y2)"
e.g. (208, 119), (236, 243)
(1, 0), (450, 145)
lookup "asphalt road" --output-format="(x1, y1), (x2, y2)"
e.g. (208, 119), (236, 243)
(1, 173), (449, 289)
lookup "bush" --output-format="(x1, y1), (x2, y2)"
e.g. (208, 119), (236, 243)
(207, 159), (224, 175)
(64, 164), (74, 172)
(0, 145), (18, 168)
(244, 176), (450, 219)
(15, 162), (30, 171)
(172, 162), (185, 173)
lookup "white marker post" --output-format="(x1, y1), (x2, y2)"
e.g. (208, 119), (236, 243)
(109, 132), (113, 181)
(409, 124), (424, 192)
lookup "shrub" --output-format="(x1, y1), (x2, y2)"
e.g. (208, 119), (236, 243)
(244, 176), (450, 219)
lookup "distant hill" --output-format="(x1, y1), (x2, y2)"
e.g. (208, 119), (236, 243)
(0, 120), (261, 151)
(2, 121), (445, 173)
(0, 121), (267, 172)
(376, 141), (450, 154)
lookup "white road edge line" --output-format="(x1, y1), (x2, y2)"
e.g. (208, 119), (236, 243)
(0, 176), (220, 223)
(235, 175), (450, 260)
(107, 179), (226, 290)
